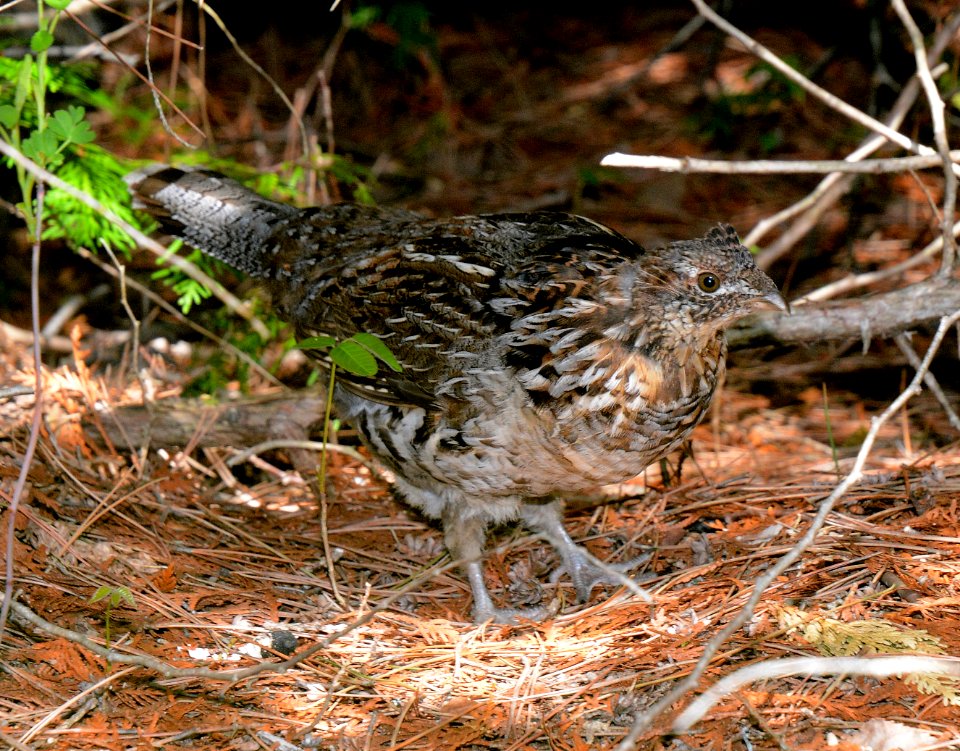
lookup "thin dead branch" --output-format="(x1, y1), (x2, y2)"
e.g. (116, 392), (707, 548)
(73, 245), (281, 384)
(0, 551), (463, 683)
(752, 17), (960, 265)
(892, 0), (958, 276)
(187, 0), (311, 163)
(894, 333), (960, 432)
(62, 2), (205, 143)
(798, 221), (960, 303)
(745, 6), (960, 257)
(0, 183), (45, 643)
(0, 318), (130, 353)
(602, 7), (960, 280)
(141, 0), (199, 150)
(20, 666), (140, 744)
(601, 152), (959, 174)
(673, 655), (960, 732)
(6, 5), (960, 749)
(689, 0), (943, 161)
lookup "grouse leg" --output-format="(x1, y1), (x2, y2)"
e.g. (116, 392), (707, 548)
(441, 503), (553, 624)
(520, 500), (643, 603)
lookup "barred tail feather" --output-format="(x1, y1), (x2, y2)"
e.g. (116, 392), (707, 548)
(125, 165), (296, 278)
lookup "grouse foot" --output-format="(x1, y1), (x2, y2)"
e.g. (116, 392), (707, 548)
(521, 501), (652, 603)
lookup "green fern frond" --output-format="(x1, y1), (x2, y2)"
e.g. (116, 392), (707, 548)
(42, 145), (140, 253)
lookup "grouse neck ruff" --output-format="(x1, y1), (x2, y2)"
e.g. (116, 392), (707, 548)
(128, 165), (787, 623)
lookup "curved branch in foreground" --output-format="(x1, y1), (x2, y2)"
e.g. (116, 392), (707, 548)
(728, 279), (960, 350)
(672, 654), (960, 732)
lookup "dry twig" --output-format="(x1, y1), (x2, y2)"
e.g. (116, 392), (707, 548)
(0, 183), (45, 642)
(891, 0), (958, 276)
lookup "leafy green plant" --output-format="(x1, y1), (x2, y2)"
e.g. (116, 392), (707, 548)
(296, 332), (402, 377)
(149, 243), (218, 314)
(2, 1), (391, 400)
(0, 1), (88, 196)
(41, 144), (141, 252)
(89, 584), (136, 653)
(296, 333), (403, 498)
(0, 2), (139, 255)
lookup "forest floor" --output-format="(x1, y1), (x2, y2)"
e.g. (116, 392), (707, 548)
(1, 3), (960, 750)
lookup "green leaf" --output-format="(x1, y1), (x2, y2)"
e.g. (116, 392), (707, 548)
(50, 107), (73, 135)
(46, 0), (73, 8)
(116, 586), (135, 606)
(49, 106), (95, 145)
(296, 334), (337, 351)
(172, 277), (211, 313)
(69, 118), (95, 144)
(89, 585), (113, 604)
(22, 127), (62, 165)
(330, 340), (377, 377)
(351, 332), (402, 372)
(0, 104), (18, 130)
(30, 30), (54, 54)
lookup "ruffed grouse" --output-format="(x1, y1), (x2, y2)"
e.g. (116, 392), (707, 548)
(127, 166), (787, 623)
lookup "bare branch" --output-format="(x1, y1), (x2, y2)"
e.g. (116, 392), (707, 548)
(1, 554), (461, 685)
(600, 9), (960, 274)
(744, 6), (960, 263)
(189, 0), (311, 163)
(73, 246), (281, 384)
(140, 0), (199, 150)
(673, 655), (960, 732)
(892, 0), (957, 275)
(895, 333), (960, 432)
(600, 152), (957, 174)
(745, 54), (949, 269)
(798, 221), (959, 302)
(1, 183), (46, 643)
(20, 666), (139, 744)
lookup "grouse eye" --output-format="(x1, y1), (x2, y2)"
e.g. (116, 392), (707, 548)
(697, 272), (721, 293)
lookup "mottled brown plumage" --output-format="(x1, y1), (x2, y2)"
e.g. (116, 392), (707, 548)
(127, 165), (787, 623)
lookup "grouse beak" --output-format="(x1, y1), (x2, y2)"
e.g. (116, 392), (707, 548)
(764, 290), (790, 314)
